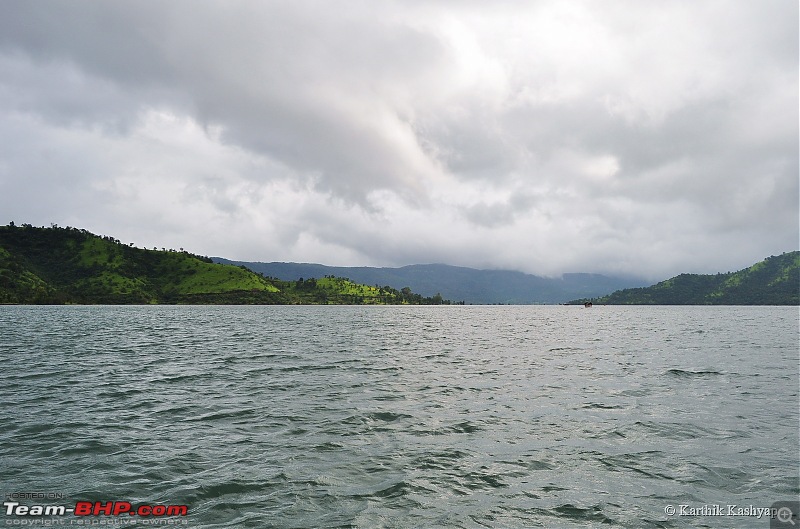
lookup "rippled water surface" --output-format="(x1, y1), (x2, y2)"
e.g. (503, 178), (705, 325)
(1, 305), (798, 528)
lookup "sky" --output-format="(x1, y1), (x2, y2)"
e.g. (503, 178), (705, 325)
(0, 1), (797, 280)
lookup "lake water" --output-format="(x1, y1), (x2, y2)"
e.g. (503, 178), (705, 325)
(1, 305), (798, 528)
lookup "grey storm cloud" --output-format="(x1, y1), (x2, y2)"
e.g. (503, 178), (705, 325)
(0, 0), (796, 279)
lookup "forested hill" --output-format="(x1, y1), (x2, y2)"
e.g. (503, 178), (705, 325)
(574, 252), (799, 305)
(0, 224), (451, 305)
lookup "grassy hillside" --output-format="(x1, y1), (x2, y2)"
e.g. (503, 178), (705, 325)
(571, 252), (799, 305)
(0, 224), (451, 305)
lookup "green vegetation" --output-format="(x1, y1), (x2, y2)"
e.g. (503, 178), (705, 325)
(570, 252), (799, 305)
(0, 224), (454, 305)
(283, 276), (451, 305)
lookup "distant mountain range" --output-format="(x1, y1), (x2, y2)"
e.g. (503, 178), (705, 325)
(569, 252), (799, 305)
(211, 259), (649, 304)
(3, 223), (795, 305)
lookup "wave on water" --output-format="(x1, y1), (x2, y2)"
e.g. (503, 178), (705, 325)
(0, 305), (797, 528)
(663, 368), (725, 377)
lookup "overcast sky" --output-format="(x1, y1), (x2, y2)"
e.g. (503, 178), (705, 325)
(0, 1), (797, 280)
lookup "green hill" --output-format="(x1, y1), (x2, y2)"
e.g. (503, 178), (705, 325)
(571, 252), (799, 305)
(0, 224), (451, 305)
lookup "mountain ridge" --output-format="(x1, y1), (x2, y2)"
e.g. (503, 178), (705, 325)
(3, 223), (793, 305)
(212, 258), (649, 304)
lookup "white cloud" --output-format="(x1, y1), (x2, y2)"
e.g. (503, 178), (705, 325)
(0, 0), (796, 280)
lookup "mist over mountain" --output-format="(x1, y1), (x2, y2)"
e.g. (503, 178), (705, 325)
(212, 259), (648, 304)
